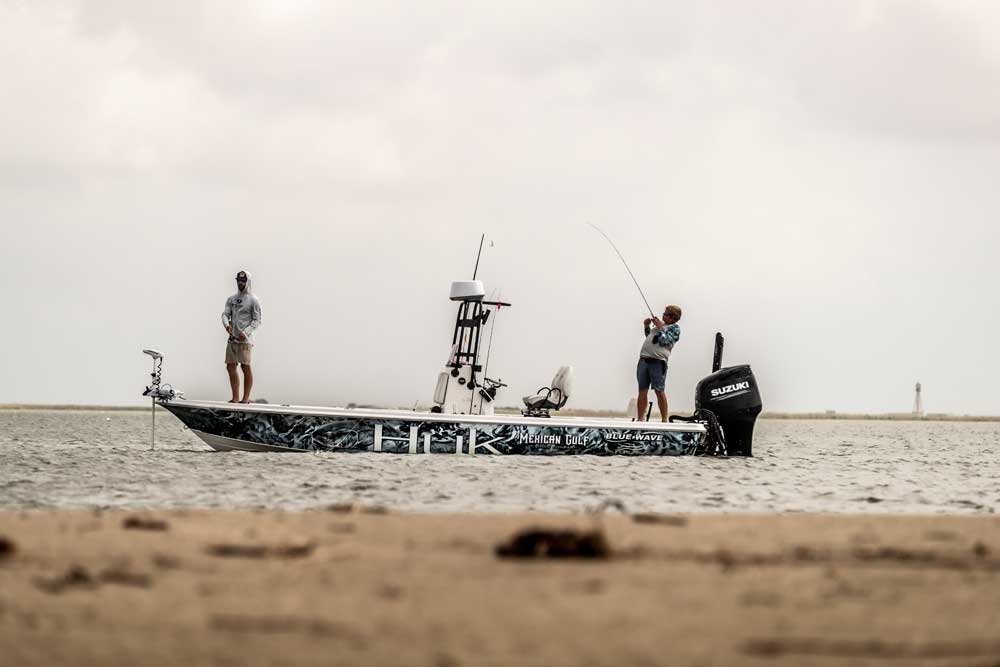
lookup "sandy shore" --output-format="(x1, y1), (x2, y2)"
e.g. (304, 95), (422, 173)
(1, 510), (999, 666)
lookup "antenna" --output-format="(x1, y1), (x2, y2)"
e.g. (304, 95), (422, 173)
(472, 234), (485, 280)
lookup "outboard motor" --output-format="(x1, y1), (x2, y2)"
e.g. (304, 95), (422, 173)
(692, 333), (761, 456)
(695, 365), (761, 456)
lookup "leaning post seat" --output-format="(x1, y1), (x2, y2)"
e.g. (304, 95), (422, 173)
(522, 366), (574, 417)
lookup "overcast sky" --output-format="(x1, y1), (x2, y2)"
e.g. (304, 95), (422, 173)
(2, 0), (999, 414)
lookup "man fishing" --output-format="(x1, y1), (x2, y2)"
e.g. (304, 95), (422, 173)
(222, 270), (262, 403)
(636, 305), (682, 422)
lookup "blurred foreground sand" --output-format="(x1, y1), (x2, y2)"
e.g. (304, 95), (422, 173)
(1, 510), (999, 666)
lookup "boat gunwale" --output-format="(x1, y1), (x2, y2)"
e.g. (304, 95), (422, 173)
(161, 399), (706, 433)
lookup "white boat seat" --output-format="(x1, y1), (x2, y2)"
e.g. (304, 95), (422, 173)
(433, 371), (449, 405)
(522, 366), (573, 415)
(522, 389), (566, 409)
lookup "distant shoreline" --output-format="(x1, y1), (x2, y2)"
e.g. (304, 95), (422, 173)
(758, 411), (1000, 422)
(0, 404), (151, 412)
(549, 409), (1000, 422)
(2, 404), (998, 422)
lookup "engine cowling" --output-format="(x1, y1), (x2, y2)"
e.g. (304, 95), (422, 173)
(695, 365), (762, 456)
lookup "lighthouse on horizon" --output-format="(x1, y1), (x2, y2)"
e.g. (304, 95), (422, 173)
(913, 382), (924, 417)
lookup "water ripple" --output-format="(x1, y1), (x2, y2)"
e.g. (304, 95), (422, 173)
(0, 411), (998, 513)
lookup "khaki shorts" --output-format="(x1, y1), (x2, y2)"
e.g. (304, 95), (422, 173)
(225, 341), (253, 365)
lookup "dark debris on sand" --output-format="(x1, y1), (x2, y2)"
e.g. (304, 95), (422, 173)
(632, 513), (688, 527)
(35, 565), (96, 593)
(122, 516), (170, 531)
(0, 535), (15, 559)
(495, 528), (611, 559)
(744, 637), (1000, 659)
(206, 541), (316, 559)
(327, 502), (389, 515)
(34, 564), (154, 593)
(99, 566), (153, 588)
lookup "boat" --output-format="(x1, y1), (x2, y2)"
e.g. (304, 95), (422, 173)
(143, 278), (762, 456)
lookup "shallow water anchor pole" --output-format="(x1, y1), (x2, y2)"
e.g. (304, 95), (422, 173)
(143, 349), (164, 451)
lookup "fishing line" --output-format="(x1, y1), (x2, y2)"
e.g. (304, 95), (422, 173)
(586, 222), (656, 318)
(482, 287), (501, 379)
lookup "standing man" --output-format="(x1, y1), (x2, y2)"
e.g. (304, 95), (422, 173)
(222, 270), (262, 403)
(636, 305), (682, 422)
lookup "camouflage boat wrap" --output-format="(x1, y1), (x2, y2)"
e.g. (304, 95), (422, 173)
(162, 403), (705, 456)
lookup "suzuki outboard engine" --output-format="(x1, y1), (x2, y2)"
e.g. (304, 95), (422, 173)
(695, 364), (761, 456)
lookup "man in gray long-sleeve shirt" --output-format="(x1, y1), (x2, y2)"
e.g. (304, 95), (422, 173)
(222, 270), (262, 403)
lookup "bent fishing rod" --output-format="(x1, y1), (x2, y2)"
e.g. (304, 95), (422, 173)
(586, 222), (656, 319)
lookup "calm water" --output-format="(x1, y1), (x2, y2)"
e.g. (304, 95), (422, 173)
(1, 410), (997, 513)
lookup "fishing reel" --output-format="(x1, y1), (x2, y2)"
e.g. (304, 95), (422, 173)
(478, 377), (507, 404)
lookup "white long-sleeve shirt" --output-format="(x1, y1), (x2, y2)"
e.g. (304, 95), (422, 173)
(222, 273), (262, 344)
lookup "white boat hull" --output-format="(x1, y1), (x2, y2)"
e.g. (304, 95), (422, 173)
(191, 430), (308, 453)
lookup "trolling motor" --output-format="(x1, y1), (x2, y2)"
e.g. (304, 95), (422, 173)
(142, 349), (181, 401)
(672, 333), (762, 456)
(141, 349), (184, 451)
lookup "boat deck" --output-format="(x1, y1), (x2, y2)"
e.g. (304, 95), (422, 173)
(162, 399), (706, 433)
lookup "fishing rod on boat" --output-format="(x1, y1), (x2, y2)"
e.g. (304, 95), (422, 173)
(472, 236), (506, 414)
(586, 222), (656, 319)
(482, 287), (502, 380)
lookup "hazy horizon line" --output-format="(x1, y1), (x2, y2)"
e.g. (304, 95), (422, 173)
(2, 403), (998, 422)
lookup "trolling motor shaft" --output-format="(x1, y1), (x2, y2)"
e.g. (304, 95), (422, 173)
(142, 349), (162, 451)
(142, 349), (183, 450)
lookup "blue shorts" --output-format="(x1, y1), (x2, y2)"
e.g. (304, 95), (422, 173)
(637, 357), (667, 392)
